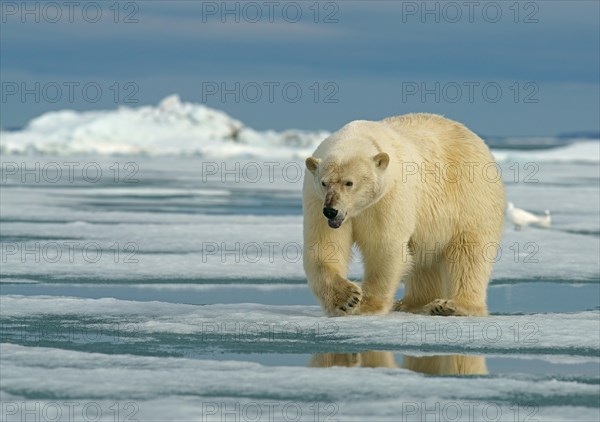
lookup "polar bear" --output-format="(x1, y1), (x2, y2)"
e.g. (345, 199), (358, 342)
(303, 114), (505, 317)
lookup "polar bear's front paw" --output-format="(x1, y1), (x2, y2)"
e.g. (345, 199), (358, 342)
(424, 299), (458, 316)
(329, 280), (362, 316)
(392, 299), (408, 312)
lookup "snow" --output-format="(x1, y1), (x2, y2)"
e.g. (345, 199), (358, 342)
(1, 155), (599, 284)
(1, 95), (598, 162)
(2, 295), (599, 355)
(1, 343), (598, 422)
(493, 141), (600, 164)
(0, 94), (330, 157)
(1, 209), (597, 283)
(1, 103), (599, 422)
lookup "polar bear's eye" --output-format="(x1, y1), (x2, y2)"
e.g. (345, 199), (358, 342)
(321, 181), (326, 187)
(345, 181), (353, 187)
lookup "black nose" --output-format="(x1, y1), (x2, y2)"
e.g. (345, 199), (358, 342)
(323, 207), (338, 219)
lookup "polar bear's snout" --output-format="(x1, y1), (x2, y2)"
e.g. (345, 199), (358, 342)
(323, 207), (338, 219)
(323, 193), (346, 228)
(323, 207), (345, 229)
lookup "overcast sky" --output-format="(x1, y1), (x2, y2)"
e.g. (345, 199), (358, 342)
(1, 0), (598, 135)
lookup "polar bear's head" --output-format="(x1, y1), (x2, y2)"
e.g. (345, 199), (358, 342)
(305, 152), (390, 229)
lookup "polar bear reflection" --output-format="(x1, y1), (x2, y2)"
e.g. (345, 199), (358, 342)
(309, 351), (488, 375)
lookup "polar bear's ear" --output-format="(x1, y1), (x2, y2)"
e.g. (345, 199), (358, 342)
(373, 152), (390, 170)
(305, 157), (321, 174)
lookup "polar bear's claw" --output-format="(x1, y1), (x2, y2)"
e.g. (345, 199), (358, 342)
(330, 281), (363, 316)
(425, 299), (458, 316)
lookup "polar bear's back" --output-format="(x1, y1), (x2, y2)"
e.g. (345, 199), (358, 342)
(382, 113), (505, 244)
(382, 113), (490, 157)
(382, 113), (499, 189)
